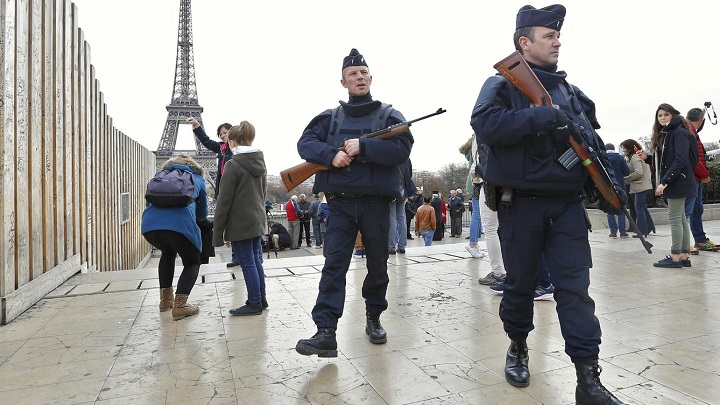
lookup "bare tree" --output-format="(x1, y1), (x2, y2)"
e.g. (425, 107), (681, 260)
(438, 162), (470, 194)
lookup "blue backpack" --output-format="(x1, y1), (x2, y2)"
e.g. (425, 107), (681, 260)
(145, 168), (195, 207)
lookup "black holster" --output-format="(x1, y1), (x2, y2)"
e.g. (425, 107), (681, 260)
(483, 183), (500, 212)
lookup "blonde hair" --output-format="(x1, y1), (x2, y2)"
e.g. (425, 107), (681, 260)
(227, 121), (256, 146)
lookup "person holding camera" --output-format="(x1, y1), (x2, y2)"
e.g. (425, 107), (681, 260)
(267, 220), (291, 250)
(470, 5), (626, 404)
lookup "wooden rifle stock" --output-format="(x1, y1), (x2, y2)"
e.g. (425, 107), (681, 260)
(280, 108), (446, 192)
(494, 52), (552, 107)
(280, 161), (330, 192)
(493, 51), (652, 253)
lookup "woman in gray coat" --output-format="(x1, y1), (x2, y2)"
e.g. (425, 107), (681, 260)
(213, 121), (268, 315)
(621, 139), (655, 238)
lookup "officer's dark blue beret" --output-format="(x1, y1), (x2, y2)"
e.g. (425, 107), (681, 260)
(342, 48), (368, 71)
(516, 4), (566, 31)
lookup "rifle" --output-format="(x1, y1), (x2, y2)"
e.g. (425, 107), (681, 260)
(493, 51), (653, 254)
(280, 108), (446, 191)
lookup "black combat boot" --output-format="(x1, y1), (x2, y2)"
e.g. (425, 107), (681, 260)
(295, 328), (338, 358)
(365, 313), (387, 344)
(505, 339), (530, 387)
(575, 360), (627, 405)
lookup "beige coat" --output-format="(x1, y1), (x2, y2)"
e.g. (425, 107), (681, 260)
(623, 153), (652, 194)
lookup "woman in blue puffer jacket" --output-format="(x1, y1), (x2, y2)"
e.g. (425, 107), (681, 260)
(142, 153), (208, 320)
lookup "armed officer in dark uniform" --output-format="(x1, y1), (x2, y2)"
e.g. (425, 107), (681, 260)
(470, 5), (626, 405)
(295, 49), (413, 357)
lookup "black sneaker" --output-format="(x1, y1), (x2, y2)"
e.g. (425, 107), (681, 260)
(245, 295), (269, 309)
(296, 328), (338, 357)
(653, 256), (682, 268)
(397, 248), (406, 254)
(681, 259), (691, 268)
(478, 272), (506, 285)
(226, 262), (239, 268)
(389, 248), (396, 255)
(489, 283), (504, 295)
(229, 302), (263, 316)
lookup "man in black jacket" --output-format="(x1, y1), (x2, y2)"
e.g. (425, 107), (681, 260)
(297, 194), (312, 247)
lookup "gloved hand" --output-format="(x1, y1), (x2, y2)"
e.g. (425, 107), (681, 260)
(597, 185), (626, 216)
(552, 109), (583, 145)
(614, 184), (628, 207)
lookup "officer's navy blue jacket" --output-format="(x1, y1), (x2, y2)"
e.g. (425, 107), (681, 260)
(470, 66), (617, 193)
(297, 95), (413, 198)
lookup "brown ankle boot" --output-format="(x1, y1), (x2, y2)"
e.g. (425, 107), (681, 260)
(172, 294), (199, 320)
(159, 288), (174, 312)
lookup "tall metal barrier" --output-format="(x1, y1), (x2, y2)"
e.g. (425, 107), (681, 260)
(0, 0), (156, 324)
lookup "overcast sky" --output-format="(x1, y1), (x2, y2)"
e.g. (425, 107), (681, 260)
(71, 0), (720, 175)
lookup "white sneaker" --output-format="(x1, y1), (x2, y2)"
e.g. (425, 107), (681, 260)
(313, 245), (323, 249)
(465, 245), (485, 258)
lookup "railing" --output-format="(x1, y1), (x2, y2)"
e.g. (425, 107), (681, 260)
(0, 0), (156, 324)
(702, 179), (720, 204)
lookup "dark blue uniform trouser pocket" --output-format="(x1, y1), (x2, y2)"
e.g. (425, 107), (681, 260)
(497, 194), (601, 360)
(312, 196), (391, 328)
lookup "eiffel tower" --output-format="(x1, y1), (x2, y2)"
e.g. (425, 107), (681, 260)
(155, 0), (217, 194)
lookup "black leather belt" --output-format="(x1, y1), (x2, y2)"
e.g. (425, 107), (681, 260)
(513, 189), (577, 198)
(327, 192), (364, 200)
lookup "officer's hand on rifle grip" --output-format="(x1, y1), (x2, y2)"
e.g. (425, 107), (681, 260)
(343, 139), (360, 156)
(332, 151), (353, 168)
(552, 109), (583, 145)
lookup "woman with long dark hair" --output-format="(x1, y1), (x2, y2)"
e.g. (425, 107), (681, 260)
(648, 103), (695, 268)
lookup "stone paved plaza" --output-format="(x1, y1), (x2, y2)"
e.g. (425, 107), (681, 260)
(1, 220), (719, 404)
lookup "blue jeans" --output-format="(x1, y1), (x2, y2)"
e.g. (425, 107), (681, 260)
(606, 213), (626, 234)
(312, 219), (323, 246)
(420, 230), (434, 246)
(231, 237), (266, 304)
(684, 183), (697, 219)
(469, 197), (483, 244)
(633, 190), (653, 236)
(689, 182), (706, 243)
(388, 199), (407, 249)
